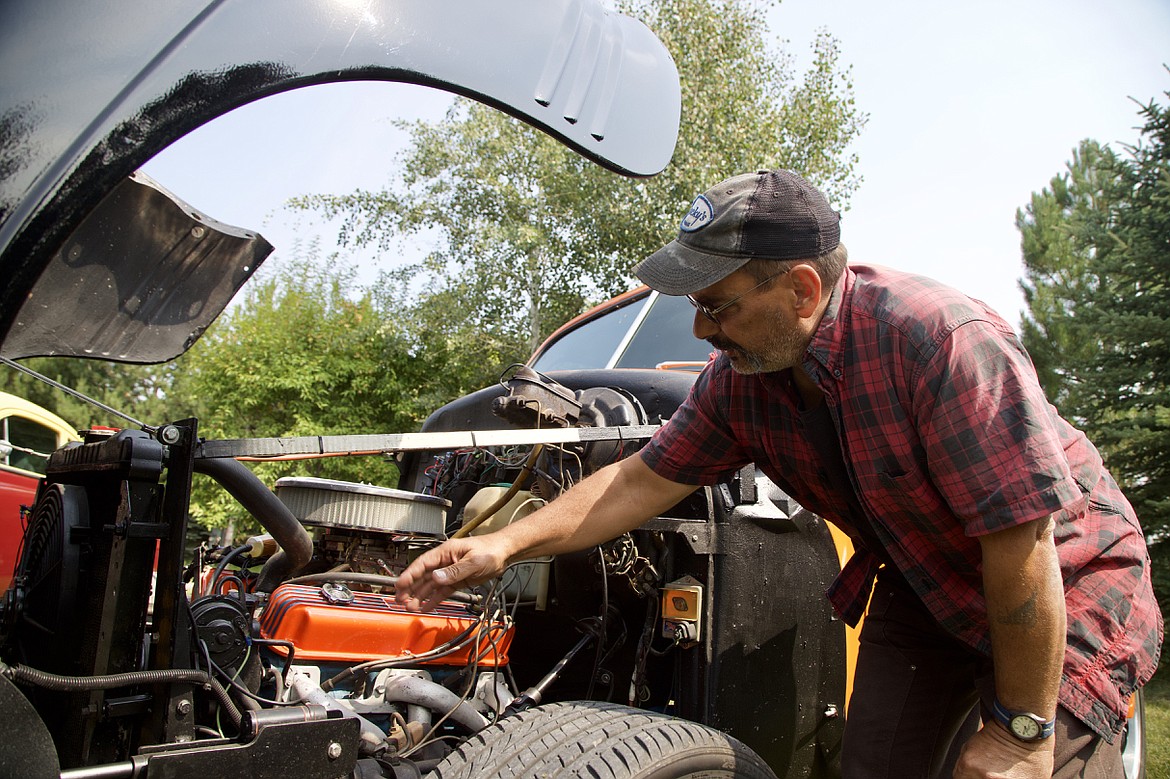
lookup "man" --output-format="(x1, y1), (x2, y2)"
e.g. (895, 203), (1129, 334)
(396, 169), (1161, 778)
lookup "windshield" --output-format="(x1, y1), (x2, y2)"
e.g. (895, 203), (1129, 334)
(532, 292), (711, 371)
(532, 298), (646, 371)
(615, 293), (711, 369)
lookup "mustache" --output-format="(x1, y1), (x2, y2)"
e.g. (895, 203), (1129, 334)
(707, 337), (739, 352)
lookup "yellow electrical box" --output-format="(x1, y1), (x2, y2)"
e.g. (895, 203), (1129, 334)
(661, 575), (703, 645)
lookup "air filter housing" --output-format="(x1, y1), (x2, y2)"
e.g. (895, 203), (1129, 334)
(274, 477), (449, 536)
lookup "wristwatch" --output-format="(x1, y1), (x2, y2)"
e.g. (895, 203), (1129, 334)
(992, 698), (1055, 742)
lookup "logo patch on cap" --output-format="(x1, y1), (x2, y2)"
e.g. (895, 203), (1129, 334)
(680, 194), (714, 232)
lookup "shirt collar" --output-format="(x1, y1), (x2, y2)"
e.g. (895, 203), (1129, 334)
(802, 266), (854, 381)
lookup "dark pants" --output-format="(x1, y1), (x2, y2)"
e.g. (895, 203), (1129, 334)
(842, 572), (1125, 778)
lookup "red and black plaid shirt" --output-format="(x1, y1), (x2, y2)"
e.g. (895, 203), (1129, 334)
(642, 263), (1162, 738)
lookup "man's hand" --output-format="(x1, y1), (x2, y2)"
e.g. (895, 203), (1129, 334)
(393, 457), (697, 612)
(953, 722), (1054, 779)
(394, 535), (510, 612)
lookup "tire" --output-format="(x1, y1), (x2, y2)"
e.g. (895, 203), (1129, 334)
(429, 700), (778, 779)
(1121, 688), (1146, 779)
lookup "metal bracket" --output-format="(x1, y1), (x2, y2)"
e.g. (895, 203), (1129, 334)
(133, 715), (360, 778)
(641, 518), (729, 556)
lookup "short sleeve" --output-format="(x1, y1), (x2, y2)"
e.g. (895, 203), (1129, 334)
(914, 320), (1085, 536)
(640, 359), (752, 485)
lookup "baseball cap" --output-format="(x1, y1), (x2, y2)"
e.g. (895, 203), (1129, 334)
(634, 169), (840, 295)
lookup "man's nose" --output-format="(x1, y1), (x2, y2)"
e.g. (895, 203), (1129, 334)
(693, 309), (719, 340)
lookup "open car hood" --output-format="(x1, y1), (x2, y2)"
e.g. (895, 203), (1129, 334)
(0, 0), (680, 363)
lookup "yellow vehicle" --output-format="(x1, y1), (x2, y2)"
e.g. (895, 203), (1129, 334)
(0, 392), (79, 591)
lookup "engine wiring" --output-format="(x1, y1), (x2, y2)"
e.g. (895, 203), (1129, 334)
(424, 446), (530, 499)
(199, 542), (266, 598)
(414, 431), (661, 722)
(451, 445), (544, 539)
(587, 544), (609, 701)
(316, 620), (488, 692)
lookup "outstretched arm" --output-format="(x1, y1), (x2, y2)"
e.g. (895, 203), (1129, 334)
(394, 454), (699, 611)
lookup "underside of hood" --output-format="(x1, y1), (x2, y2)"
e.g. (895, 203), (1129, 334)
(0, 0), (680, 363)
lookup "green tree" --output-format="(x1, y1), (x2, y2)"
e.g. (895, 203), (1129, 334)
(296, 0), (865, 390)
(1016, 140), (1126, 417)
(1085, 93), (1170, 537)
(1018, 84), (1170, 623)
(169, 246), (444, 533)
(1020, 91), (1170, 536)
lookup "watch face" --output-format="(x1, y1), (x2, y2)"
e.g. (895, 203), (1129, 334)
(1010, 715), (1041, 740)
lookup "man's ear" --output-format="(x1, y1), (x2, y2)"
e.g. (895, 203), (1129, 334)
(789, 264), (823, 317)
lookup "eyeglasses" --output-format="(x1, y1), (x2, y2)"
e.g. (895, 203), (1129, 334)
(687, 269), (790, 325)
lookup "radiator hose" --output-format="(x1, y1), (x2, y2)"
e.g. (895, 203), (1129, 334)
(194, 457), (313, 592)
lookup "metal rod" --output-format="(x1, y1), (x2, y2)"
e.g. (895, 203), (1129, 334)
(0, 355), (154, 432)
(196, 424), (662, 460)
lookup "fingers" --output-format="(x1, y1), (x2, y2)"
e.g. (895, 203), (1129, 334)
(405, 578), (458, 613)
(407, 562), (463, 612)
(394, 550), (449, 612)
(394, 539), (503, 612)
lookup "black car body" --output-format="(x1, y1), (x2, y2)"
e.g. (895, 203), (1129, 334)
(0, 2), (857, 777)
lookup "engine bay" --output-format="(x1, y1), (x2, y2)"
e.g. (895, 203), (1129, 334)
(1, 366), (849, 778)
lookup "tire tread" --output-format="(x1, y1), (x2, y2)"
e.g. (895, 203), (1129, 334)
(430, 701), (777, 779)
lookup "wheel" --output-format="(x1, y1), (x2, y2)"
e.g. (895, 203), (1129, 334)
(429, 700), (778, 779)
(1121, 688), (1146, 779)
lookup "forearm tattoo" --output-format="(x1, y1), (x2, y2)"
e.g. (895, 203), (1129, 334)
(995, 590), (1039, 628)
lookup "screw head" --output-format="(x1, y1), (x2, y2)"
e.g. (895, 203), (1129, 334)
(327, 742), (343, 760)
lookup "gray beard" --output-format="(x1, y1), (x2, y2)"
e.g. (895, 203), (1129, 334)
(709, 319), (806, 376)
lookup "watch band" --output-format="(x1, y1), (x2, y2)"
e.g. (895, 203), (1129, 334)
(992, 698), (1056, 741)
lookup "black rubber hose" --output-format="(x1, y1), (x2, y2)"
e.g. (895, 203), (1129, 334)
(193, 458), (313, 592)
(206, 544), (250, 596)
(3, 662), (242, 729)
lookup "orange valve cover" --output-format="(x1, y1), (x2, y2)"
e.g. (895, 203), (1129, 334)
(259, 584), (513, 666)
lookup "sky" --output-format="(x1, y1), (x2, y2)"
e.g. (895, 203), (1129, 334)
(143, 0), (1170, 329)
